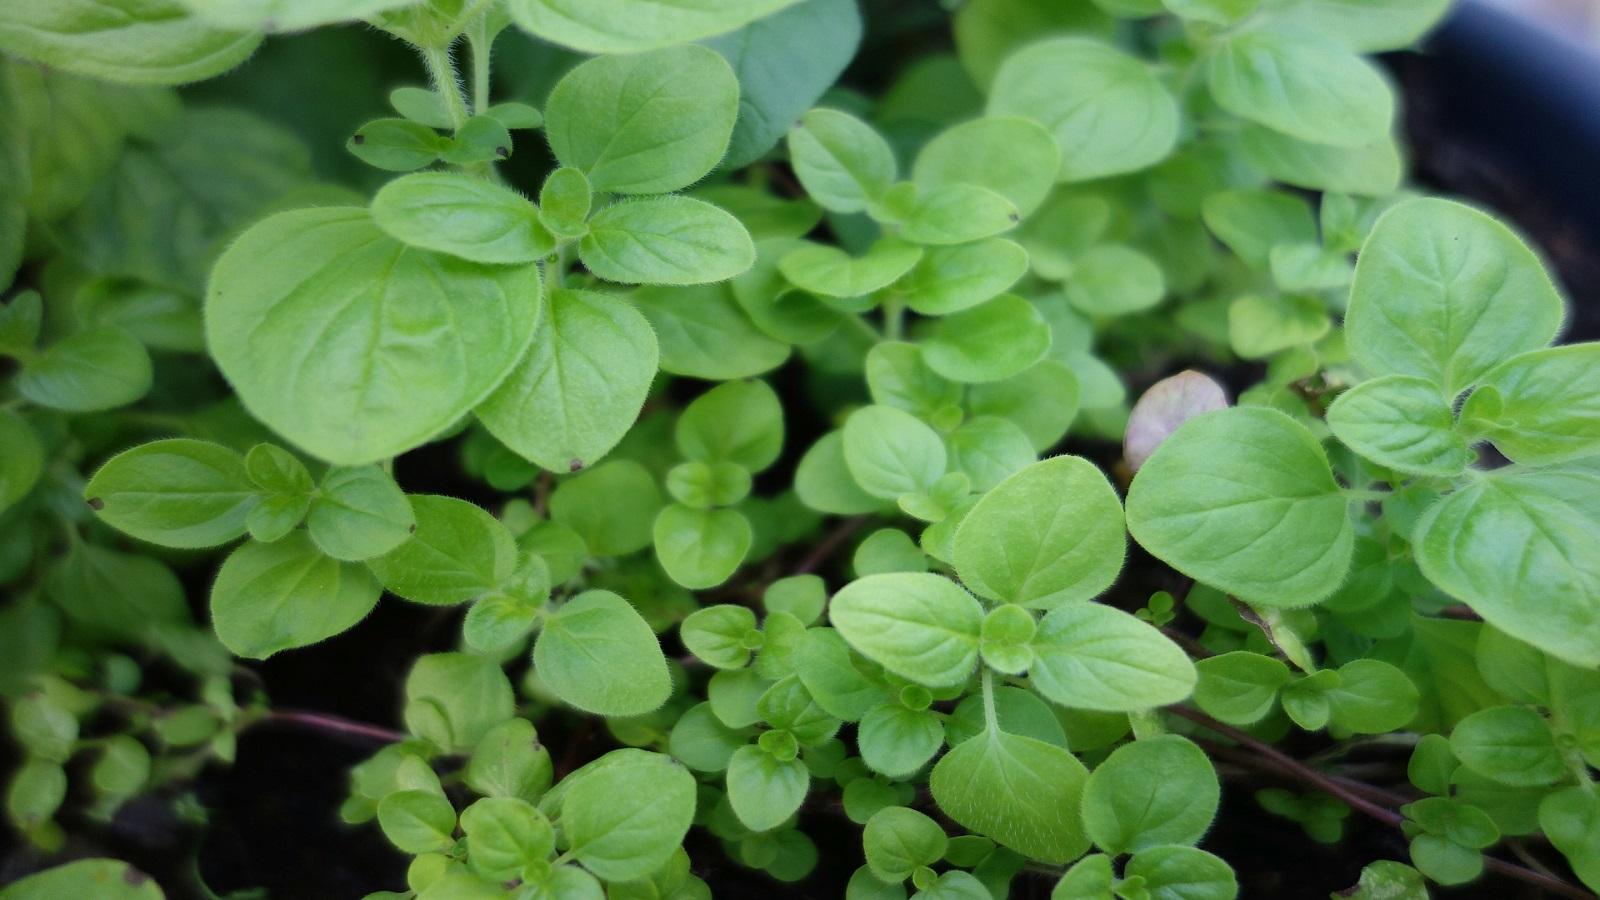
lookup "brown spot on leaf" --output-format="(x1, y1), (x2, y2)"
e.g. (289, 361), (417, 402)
(568, 458), (583, 472)
(87, 497), (104, 510)
(352, 133), (366, 145)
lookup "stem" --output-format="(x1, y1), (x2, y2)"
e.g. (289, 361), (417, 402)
(421, 45), (470, 132)
(259, 709), (407, 745)
(882, 295), (905, 342)
(980, 669), (998, 733)
(1169, 706), (1594, 900)
(466, 16), (492, 115)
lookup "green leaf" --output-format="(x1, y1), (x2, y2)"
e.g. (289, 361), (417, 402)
(461, 797), (554, 881)
(1326, 376), (1467, 476)
(842, 405), (948, 501)
(946, 417), (1035, 493)
(787, 108), (897, 214)
(84, 439), (254, 548)
(779, 238), (923, 299)
(794, 627), (890, 720)
(795, 431), (886, 515)
(896, 183), (1020, 247)
(1540, 787), (1600, 892)
(654, 505), (752, 589)
(922, 294), (1050, 384)
(1325, 658), (1419, 734)
(1123, 845), (1238, 900)
(1193, 651), (1291, 725)
(952, 456), (1125, 609)
(1236, 125), (1402, 196)
(913, 116), (1059, 218)
(533, 590), (670, 717)
(207, 207), (541, 465)
(0, 859), (164, 899)
(465, 719), (553, 802)
(1269, 0), (1453, 53)
(0, 1), (260, 85)
(7, 758), (65, 831)
(930, 726), (1090, 864)
(181, 0), (416, 32)
(349, 118), (446, 172)
(1450, 706), (1565, 787)
(1065, 245), (1165, 317)
(507, 0), (802, 53)
(1343, 860), (1428, 900)
(865, 342), (962, 421)
(1030, 604), (1196, 711)
(1226, 295), (1330, 360)
(829, 573), (983, 688)
(1081, 735), (1218, 854)
(1126, 407), (1353, 607)
(987, 37), (1178, 182)
(538, 167), (590, 239)
(669, 702), (750, 772)
(545, 45), (738, 194)
(634, 283), (791, 379)
(548, 459), (663, 556)
(89, 734), (150, 801)
(1467, 345), (1600, 466)
(377, 790), (457, 854)
(1207, 28), (1392, 147)
(368, 495), (517, 605)
(404, 652), (515, 753)
(305, 465), (414, 562)
(706, 0), (861, 170)
(859, 704), (944, 778)
(477, 289), (658, 473)
(210, 534), (381, 659)
(864, 807), (948, 883)
(676, 379), (785, 471)
(1413, 464), (1600, 667)
(1346, 198), (1564, 395)
(47, 542), (188, 636)
(17, 327), (151, 413)
(727, 744), (809, 832)
(968, 361), (1081, 453)
(1201, 189), (1317, 270)
(900, 239), (1029, 316)
(581, 197), (755, 285)
(371, 173), (553, 265)
(681, 604), (759, 670)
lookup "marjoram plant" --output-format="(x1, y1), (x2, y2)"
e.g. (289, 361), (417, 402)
(0, 0), (1597, 898)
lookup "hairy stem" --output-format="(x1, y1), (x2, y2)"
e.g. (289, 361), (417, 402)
(260, 709), (407, 744)
(420, 45), (471, 132)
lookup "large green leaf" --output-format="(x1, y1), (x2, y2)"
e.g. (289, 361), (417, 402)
(930, 725), (1090, 863)
(0, 1), (260, 85)
(1326, 376), (1468, 476)
(580, 197), (755, 285)
(533, 591), (671, 716)
(1081, 736), (1218, 854)
(829, 573), (983, 688)
(508, 0), (802, 53)
(1126, 407), (1353, 607)
(210, 534), (381, 659)
(84, 439), (255, 548)
(1207, 27), (1392, 148)
(1029, 604), (1196, 711)
(206, 207), (541, 465)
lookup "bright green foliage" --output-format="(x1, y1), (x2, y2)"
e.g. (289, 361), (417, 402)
(12, 2), (1592, 898)
(1127, 407), (1352, 607)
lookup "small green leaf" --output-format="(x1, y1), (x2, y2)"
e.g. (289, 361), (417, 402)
(913, 116), (1059, 217)
(677, 379), (785, 471)
(897, 183), (1020, 247)
(681, 605), (760, 670)
(349, 118), (446, 172)
(1467, 344), (1600, 466)
(1065, 245), (1165, 318)
(1030, 604), (1196, 711)
(930, 726), (1090, 864)
(548, 459), (664, 556)
(465, 719), (553, 803)
(634, 283), (791, 379)
(1326, 658), (1419, 734)
(987, 37), (1178, 182)
(1450, 705), (1565, 787)
(368, 495), (517, 605)
(1193, 651), (1291, 725)
(843, 405), (948, 501)
(306, 465), (414, 562)
(84, 439), (254, 549)
(829, 573), (983, 688)
(859, 704), (944, 778)
(921, 294), (1050, 384)
(580, 197), (755, 285)
(1226, 295), (1330, 360)
(507, 0), (803, 53)
(372, 173), (553, 264)
(17, 327), (151, 412)
(669, 703), (750, 772)
(953, 456), (1125, 609)
(900, 239), (1029, 316)
(544, 45), (738, 194)
(1539, 787), (1600, 893)
(654, 505), (752, 589)
(727, 744), (809, 832)
(0, 1), (260, 85)
(461, 797), (554, 881)
(787, 108), (897, 214)
(1327, 376), (1467, 476)
(533, 590), (670, 717)
(1082, 735), (1218, 854)
(1126, 407), (1353, 607)
(864, 807), (948, 883)
(476, 289), (659, 473)
(404, 652), (515, 753)
(1207, 28), (1392, 147)
(1123, 845), (1238, 900)
(210, 534), (381, 659)
(779, 238), (923, 299)
(378, 789), (457, 854)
